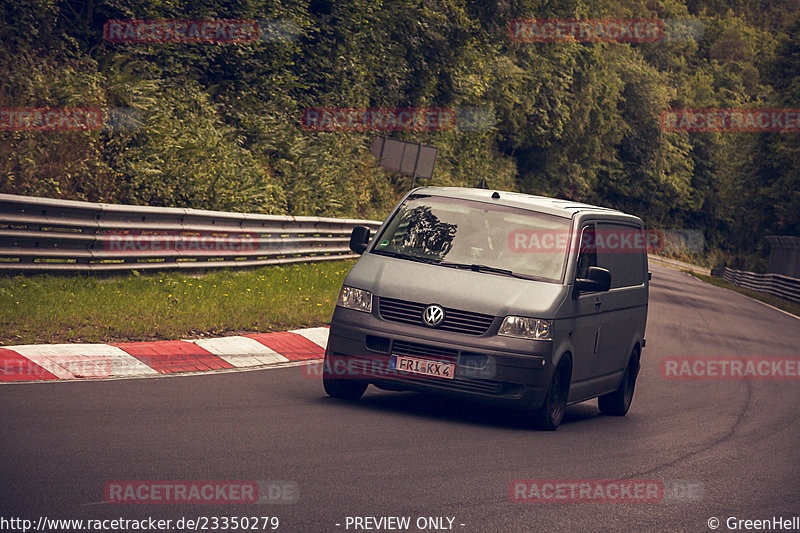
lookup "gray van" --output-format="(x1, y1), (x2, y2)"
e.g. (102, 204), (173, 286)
(324, 187), (649, 429)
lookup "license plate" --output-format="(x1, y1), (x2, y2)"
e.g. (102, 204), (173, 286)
(391, 355), (455, 380)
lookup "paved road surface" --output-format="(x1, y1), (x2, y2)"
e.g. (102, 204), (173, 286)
(2, 265), (798, 532)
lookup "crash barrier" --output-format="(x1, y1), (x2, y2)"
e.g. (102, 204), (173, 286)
(0, 194), (382, 273)
(646, 254), (710, 276)
(723, 267), (800, 303)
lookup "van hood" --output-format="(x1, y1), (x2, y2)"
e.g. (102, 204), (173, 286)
(344, 253), (567, 318)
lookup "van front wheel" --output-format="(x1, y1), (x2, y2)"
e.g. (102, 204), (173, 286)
(322, 356), (368, 400)
(323, 375), (368, 400)
(598, 349), (639, 416)
(532, 360), (570, 430)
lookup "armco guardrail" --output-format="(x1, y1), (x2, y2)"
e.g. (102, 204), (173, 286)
(647, 254), (710, 276)
(0, 194), (382, 273)
(723, 267), (800, 303)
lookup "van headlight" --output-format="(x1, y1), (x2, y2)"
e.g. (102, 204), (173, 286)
(337, 286), (373, 313)
(498, 316), (552, 340)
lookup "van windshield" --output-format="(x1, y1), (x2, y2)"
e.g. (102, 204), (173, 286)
(371, 195), (571, 283)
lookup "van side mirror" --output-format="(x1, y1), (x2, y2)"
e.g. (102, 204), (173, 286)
(349, 226), (371, 254)
(575, 266), (611, 293)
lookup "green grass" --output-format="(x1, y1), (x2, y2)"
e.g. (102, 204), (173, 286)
(686, 271), (800, 318)
(0, 260), (355, 345)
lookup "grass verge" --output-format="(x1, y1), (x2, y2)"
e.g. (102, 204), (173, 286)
(0, 260), (355, 345)
(685, 271), (800, 318)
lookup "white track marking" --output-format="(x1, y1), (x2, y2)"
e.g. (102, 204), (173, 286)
(7, 344), (158, 378)
(192, 336), (289, 367)
(289, 327), (329, 348)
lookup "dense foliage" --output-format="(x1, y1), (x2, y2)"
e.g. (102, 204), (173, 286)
(1, 0), (798, 269)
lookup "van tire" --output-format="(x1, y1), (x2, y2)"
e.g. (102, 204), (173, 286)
(323, 356), (368, 400)
(598, 349), (639, 416)
(532, 359), (570, 430)
(323, 375), (368, 400)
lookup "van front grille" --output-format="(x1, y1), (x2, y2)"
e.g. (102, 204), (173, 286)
(379, 296), (495, 335)
(410, 375), (504, 394)
(391, 340), (457, 363)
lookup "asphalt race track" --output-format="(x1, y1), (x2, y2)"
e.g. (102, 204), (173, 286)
(2, 264), (798, 532)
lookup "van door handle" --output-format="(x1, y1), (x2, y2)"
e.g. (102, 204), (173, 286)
(594, 297), (602, 308)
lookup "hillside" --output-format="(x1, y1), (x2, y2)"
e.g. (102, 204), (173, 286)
(1, 0), (799, 269)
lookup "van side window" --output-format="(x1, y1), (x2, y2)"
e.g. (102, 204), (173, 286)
(576, 224), (597, 279)
(596, 222), (647, 288)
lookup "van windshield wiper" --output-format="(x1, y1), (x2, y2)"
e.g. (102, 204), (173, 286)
(438, 262), (512, 276)
(374, 252), (547, 281)
(373, 250), (442, 264)
(470, 264), (514, 276)
(438, 262), (548, 281)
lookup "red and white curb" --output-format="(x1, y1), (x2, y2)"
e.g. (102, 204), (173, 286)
(0, 327), (328, 383)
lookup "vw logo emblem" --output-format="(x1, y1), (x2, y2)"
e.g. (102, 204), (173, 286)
(422, 304), (445, 327)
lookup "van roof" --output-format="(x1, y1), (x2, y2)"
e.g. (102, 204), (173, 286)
(414, 187), (628, 219)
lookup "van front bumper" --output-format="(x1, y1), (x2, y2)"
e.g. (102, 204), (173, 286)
(326, 306), (555, 410)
